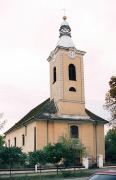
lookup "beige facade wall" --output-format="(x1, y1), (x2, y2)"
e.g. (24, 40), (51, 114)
(57, 101), (86, 115)
(51, 121), (68, 143)
(5, 119), (105, 164)
(50, 49), (85, 115)
(36, 120), (69, 149)
(96, 124), (105, 160)
(5, 126), (25, 148)
(36, 121), (47, 150)
(5, 121), (37, 153)
(80, 123), (96, 159)
(36, 120), (105, 163)
(79, 123), (105, 162)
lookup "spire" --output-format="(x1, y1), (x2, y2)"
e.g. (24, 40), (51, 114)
(57, 16), (74, 48)
(59, 16), (71, 38)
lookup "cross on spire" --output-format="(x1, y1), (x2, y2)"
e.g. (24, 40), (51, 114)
(61, 8), (67, 20)
(62, 8), (66, 16)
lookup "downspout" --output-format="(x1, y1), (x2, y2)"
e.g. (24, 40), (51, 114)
(46, 120), (49, 145)
(95, 122), (98, 165)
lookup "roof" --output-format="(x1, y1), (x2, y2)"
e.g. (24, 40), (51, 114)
(5, 98), (108, 135)
(47, 18), (86, 62)
(85, 109), (108, 123)
(57, 18), (74, 48)
(56, 35), (74, 48)
(61, 20), (69, 26)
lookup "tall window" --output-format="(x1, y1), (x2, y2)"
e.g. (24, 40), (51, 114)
(14, 137), (16, 147)
(53, 67), (56, 83)
(69, 64), (76, 81)
(34, 127), (36, 151)
(70, 126), (79, 138)
(25, 126), (27, 136)
(22, 134), (25, 146)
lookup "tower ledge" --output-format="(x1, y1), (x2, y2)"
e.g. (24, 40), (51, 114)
(47, 47), (86, 62)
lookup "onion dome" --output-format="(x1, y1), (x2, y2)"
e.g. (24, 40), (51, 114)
(57, 16), (74, 48)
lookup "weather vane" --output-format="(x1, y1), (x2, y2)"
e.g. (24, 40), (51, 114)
(62, 8), (66, 16)
(61, 8), (67, 20)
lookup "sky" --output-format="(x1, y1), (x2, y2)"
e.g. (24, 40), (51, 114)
(0, 0), (116, 133)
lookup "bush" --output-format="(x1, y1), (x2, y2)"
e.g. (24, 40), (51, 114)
(28, 150), (47, 166)
(0, 146), (26, 168)
(105, 128), (116, 162)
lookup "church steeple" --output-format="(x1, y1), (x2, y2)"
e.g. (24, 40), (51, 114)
(57, 16), (74, 48)
(48, 17), (86, 116)
(59, 16), (71, 38)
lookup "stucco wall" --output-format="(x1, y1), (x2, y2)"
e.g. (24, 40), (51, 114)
(36, 120), (68, 149)
(5, 119), (105, 164)
(5, 121), (36, 153)
(79, 123), (105, 162)
(57, 101), (86, 115)
(50, 49), (85, 115)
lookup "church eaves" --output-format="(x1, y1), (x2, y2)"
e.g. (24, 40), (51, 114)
(5, 98), (108, 135)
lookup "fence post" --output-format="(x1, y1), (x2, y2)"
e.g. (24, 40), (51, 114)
(97, 154), (103, 168)
(35, 164), (38, 173)
(82, 157), (89, 169)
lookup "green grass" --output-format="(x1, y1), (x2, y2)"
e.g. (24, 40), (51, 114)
(0, 169), (94, 180)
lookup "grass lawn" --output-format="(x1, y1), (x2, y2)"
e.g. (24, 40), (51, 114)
(0, 169), (94, 180)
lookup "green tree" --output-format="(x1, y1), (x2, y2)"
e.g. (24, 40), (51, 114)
(0, 113), (6, 130)
(27, 137), (86, 167)
(105, 76), (116, 126)
(105, 128), (116, 162)
(0, 146), (26, 168)
(43, 136), (86, 167)
(58, 136), (86, 166)
(28, 150), (46, 166)
(43, 143), (64, 165)
(0, 135), (5, 147)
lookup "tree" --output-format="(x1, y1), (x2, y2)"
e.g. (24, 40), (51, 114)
(105, 128), (116, 162)
(58, 136), (86, 166)
(43, 136), (86, 167)
(0, 146), (26, 168)
(0, 135), (5, 147)
(105, 76), (116, 126)
(28, 150), (46, 166)
(0, 113), (6, 130)
(43, 143), (64, 165)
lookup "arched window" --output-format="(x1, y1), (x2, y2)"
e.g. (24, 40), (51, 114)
(22, 134), (25, 146)
(69, 64), (76, 81)
(14, 137), (16, 147)
(70, 125), (79, 138)
(53, 67), (56, 83)
(69, 87), (76, 92)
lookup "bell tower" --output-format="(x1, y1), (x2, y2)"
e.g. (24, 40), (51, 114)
(47, 16), (86, 116)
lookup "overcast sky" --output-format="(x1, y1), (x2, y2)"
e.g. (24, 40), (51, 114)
(0, 0), (116, 133)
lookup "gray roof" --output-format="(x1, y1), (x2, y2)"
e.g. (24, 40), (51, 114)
(5, 98), (108, 134)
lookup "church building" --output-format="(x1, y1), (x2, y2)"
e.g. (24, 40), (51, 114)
(5, 16), (108, 164)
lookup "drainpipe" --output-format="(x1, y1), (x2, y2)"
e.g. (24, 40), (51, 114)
(46, 120), (49, 145)
(95, 122), (98, 165)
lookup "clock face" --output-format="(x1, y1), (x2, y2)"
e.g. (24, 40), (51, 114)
(68, 51), (76, 59)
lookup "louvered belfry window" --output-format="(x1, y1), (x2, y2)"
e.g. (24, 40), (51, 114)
(53, 67), (56, 83)
(69, 64), (76, 81)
